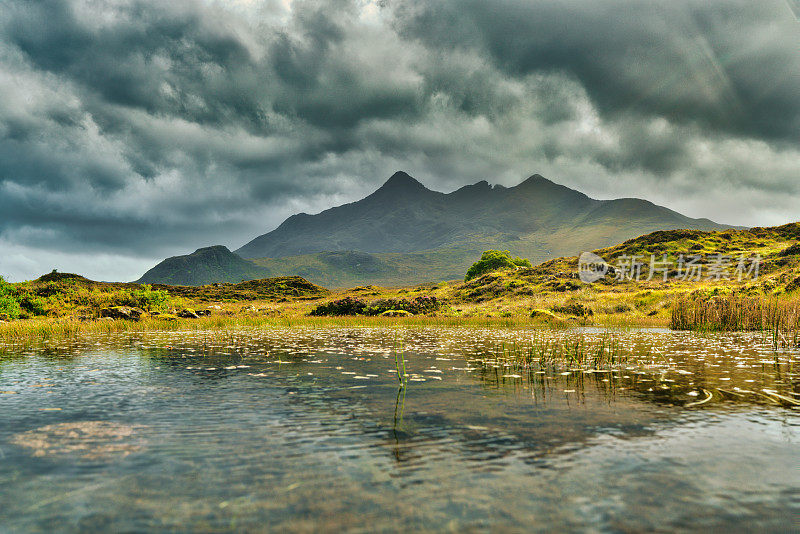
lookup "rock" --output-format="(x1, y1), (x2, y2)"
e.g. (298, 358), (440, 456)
(195, 309), (211, 316)
(177, 308), (200, 319)
(550, 303), (593, 317)
(530, 309), (558, 320)
(100, 306), (145, 320)
(379, 309), (413, 317)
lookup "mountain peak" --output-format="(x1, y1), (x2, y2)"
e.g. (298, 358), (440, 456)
(379, 171), (426, 191)
(518, 174), (554, 187)
(192, 245), (232, 255)
(137, 244), (269, 285)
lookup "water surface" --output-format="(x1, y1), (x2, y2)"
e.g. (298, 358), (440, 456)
(1, 328), (797, 532)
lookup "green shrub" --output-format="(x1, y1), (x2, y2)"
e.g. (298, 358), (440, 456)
(309, 295), (441, 316)
(309, 297), (367, 316)
(465, 250), (531, 281)
(365, 296), (440, 315)
(0, 276), (21, 319)
(132, 285), (171, 311)
(19, 294), (49, 316)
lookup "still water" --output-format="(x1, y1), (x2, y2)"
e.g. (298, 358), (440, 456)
(0, 327), (797, 532)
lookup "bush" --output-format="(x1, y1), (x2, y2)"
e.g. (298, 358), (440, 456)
(365, 296), (440, 315)
(132, 285), (171, 311)
(465, 250), (531, 281)
(309, 295), (441, 316)
(309, 297), (367, 316)
(0, 276), (21, 319)
(19, 294), (49, 316)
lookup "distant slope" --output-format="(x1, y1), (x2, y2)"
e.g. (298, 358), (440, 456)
(250, 248), (480, 288)
(136, 246), (270, 286)
(237, 172), (732, 264)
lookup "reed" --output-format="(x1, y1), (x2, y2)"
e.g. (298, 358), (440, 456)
(488, 332), (626, 372)
(393, 334), (407, 386)
(670, 294), (800, 347)
(0, 314), (562, 342)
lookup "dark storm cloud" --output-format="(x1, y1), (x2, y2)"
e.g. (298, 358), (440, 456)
(391, 0), (800, 143)
(0, 0), (797, 281)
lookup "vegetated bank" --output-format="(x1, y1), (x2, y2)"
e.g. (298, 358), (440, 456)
(1, 223), (798, 343)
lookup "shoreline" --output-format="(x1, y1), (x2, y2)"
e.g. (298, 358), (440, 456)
(0, 313), (672, 342)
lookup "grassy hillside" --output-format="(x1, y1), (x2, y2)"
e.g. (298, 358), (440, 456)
(434, 222), (800, 321)
(0, 271), (327, 321)
(3, 223), (796, 342)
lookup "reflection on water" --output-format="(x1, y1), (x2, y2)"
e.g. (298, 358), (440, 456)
(0, 327), (797, 532)
(11, 421), (145, 459)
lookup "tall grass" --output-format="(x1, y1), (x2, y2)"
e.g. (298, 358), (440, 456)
(393, 334), (407, 386)
(488, 332), (626, 371)
(671, 294), (800, 347)
(0, 314), (555, 343)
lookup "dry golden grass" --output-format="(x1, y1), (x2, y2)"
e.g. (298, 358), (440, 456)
(670, 293), (800, 345)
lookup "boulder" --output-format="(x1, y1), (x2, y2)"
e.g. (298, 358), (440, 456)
(530, 309), (558, 320)
(550, 303), (593, 317)
(379, 309), (413, 317)
(177, 308), (200, 319)
(100, 306), (145, 320)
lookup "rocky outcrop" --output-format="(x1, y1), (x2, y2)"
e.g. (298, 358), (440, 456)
(100, 306), (145, 320)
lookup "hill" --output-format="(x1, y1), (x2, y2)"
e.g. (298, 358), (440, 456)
(3, 224), (796, 330)
(449, 222), (800, 311)
(136, 246), (270, 286)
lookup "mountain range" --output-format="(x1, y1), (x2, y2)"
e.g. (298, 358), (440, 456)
(137, 172), (734, 286)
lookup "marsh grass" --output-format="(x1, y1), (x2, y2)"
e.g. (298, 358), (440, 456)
(485, 332), (627, 372)
(0, 315), (554, 343)
(393, 334), (407, 386)
(670, 294), (800, 347)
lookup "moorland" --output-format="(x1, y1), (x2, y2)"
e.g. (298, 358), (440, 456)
(2, 223), (798, 343)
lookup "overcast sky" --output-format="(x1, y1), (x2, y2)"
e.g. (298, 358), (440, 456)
(0, 0), (798, 281)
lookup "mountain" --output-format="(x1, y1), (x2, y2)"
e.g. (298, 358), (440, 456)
(139, 172), (736, 287)
(236, 171), (731, 263)
(136, 246), (270, 286)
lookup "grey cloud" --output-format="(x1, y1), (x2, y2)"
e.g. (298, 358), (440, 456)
(0, 0), (797, 281)
(391, 0), (800, 142)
